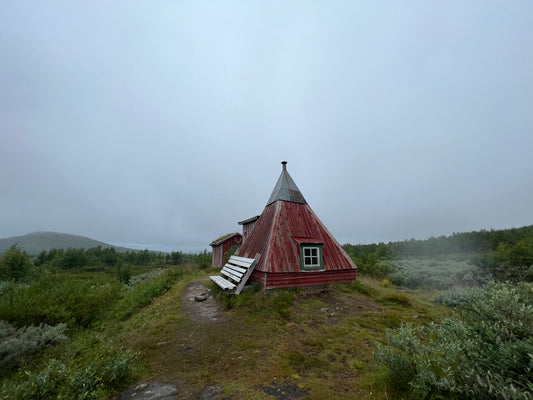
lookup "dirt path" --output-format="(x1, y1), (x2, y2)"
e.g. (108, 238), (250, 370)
(118, 277), (389, 400)
(180, 278), (228, 324)
(118, 278), (230, 400)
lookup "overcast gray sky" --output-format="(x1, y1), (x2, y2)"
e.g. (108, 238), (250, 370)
(1, 2), (532, 252)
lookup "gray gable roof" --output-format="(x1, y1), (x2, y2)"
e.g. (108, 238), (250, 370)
(266, 161), (307, 206)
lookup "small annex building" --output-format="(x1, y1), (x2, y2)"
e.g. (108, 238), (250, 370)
(235, 161), (357, 289)
(209, 232), (243, 269)
(238, 215), (260, 242)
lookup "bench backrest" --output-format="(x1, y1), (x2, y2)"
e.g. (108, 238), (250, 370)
(220, 255), (258, 294)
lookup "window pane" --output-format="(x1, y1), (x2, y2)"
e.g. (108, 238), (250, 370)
(301, 245), (322, 269)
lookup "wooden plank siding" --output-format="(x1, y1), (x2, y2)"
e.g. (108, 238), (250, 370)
(215, 162), (356, 290)
(250, 269), (357, 290)
(210, 233), (243, 269)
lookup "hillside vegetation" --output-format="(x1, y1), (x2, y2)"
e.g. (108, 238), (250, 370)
(0, 224), (531, 399)
(343, 224), (533, 284)
(0, 247), (212, 399)
(0, 232), (132, 255)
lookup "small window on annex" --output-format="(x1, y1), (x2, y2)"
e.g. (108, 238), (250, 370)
(300, 243), (323, 270)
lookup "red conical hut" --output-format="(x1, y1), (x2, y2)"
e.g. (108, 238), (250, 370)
(236, 162), (357, 289)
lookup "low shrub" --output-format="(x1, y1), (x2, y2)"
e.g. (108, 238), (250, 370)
(0, 246), (34, 282)
(116, 263), (132, 284)
(123, 268), (165, 290)
(376, 282), (533, 399)
(0, 276), (121, 328)
(113, 268), (183, 319)
(437, 286), (482, 307)
(355, 254), (394, 279)
(389, 257), (485, 290)
(0, 321), (67, 372)
(0, 345), (135, 399)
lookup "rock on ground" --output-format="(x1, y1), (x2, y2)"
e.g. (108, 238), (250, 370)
(118, 382), (179, 400)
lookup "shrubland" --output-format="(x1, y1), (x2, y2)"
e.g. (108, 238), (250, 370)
(343, 225), (533, 399)
(0, 246), (210, 399)
(1, 224), (532, 399)
(375, 282), (533, 399)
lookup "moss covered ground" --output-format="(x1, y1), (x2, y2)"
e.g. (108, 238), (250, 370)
(117, 275), (449, 399)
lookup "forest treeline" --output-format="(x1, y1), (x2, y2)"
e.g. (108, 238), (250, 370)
(343, 224), (533, 282)
(0, 245), (212, 283)
(344, 224), (533, 257)
(33, 246), (187, 269)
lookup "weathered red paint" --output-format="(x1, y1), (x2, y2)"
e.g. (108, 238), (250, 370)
(236, 200), (357, 289)
(250, 269), (357, 289)
(213, 162), (357, 289)
(210, 233), (243, 269)
(238, 215), (260, 243)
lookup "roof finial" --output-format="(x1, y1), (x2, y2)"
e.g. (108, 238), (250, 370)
(281, 161), (287, 171)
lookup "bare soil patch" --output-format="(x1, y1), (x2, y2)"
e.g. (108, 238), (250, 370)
(180, 278), (228, 324)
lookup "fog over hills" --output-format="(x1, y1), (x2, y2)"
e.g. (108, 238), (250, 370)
(0, 232), (207, 255)
(0, 232), (133, 255)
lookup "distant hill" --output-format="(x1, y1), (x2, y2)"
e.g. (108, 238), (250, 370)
(0, 232), (133, 255)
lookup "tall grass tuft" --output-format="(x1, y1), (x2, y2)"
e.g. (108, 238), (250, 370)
(112, 267), (183, 320)
(213, 284), (296, 319)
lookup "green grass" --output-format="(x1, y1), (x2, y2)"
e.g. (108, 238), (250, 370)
(0, 264), (450, 399)
(0, 265), (199, 399)
(118, 276), (448, 399)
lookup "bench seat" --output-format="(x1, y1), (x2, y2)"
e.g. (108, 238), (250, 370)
(209, 254), (259, 294)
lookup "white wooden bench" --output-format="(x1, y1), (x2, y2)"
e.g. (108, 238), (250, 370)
(209, 254), (259, 295)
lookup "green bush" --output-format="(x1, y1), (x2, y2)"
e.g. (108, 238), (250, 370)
(375, 282), (533, 399)
(0, 276), (121, 328)
(0, 321), (67, 372)
(0, 345), (135, 399)
(437, 286), (481, 307)
(352, 252), (394, 279)
(471, 238), (533, 282)
(113, 268), (183, 319)
(116, 262), (132, 284)
(0, 246), (33, 282)
(193, 250), (212, 269)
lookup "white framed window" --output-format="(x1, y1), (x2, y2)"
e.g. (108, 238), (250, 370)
(300, 244), (323, 270)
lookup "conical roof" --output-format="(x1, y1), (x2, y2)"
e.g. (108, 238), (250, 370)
(236, 161), (357, 289)
(266, 161), (307, 205)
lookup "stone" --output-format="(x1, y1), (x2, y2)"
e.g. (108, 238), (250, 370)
(119, 382), (178, 400)
(198, 384), (222, 399)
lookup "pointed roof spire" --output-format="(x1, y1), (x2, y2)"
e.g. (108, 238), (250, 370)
(266, 161), (307, 205)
